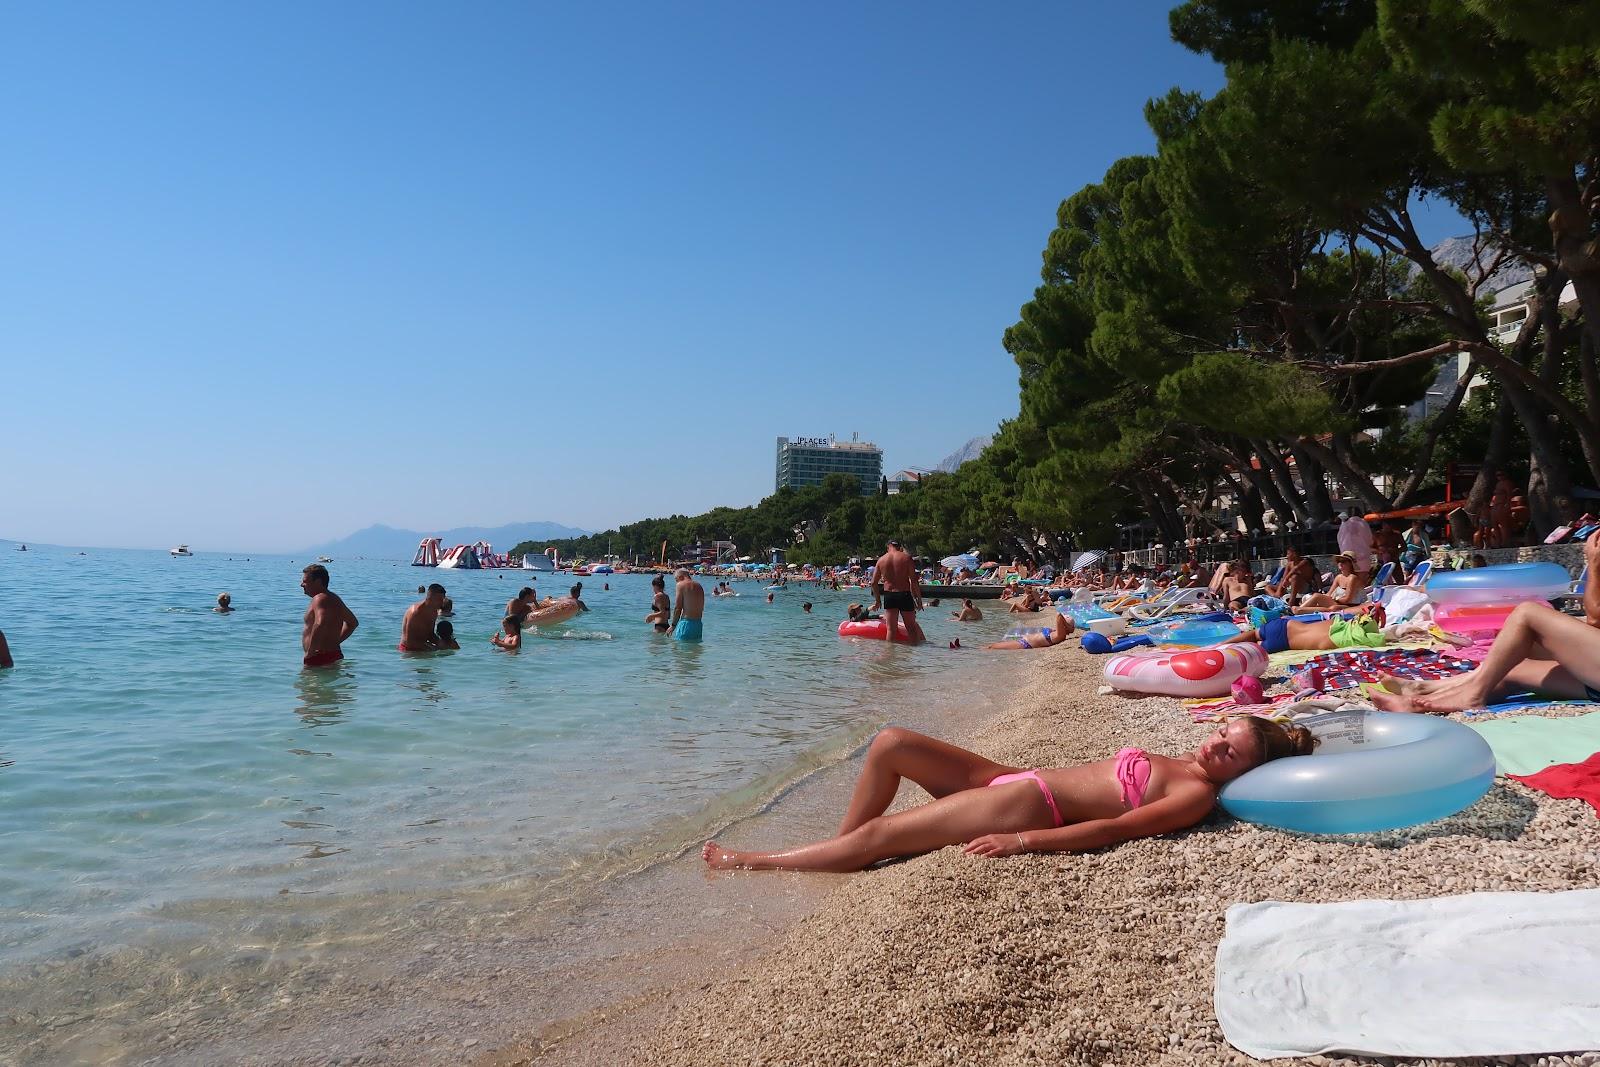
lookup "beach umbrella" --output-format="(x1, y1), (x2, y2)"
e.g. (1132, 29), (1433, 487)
(1071, 549), (1107, 573)
(941, 553), (979, 571)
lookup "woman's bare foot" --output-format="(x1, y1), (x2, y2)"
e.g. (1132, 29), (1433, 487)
(1371, 683), (1490, 715)
(702, 840), (750, 870)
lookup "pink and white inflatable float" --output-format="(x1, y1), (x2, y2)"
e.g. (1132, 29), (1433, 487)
(1103, 642), (1268, 698)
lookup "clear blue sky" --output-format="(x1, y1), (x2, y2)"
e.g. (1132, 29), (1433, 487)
(1, 2), (1465, 552)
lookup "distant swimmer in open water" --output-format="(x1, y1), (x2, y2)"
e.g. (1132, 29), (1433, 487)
(671, 567), (705, 642)
(214, 592), (233, 614)
(400, 584), (447, 652)
(300, 564), (358, 667)
(803, 602), (813, 613)
(871, 539), (925, 644)
(646, 575), (672, 632)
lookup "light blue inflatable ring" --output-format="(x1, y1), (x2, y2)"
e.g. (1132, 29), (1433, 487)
(1426, 561), (1569, 606)
(1219, 710), (1495, 834)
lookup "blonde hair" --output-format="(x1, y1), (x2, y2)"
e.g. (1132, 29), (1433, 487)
(1240, 715), (1316, 764)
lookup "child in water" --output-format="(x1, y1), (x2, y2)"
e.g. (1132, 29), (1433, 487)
(434, 620), (460, 650)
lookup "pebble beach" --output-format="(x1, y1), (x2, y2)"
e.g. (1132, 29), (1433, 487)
(596, 643), (1600, 1067)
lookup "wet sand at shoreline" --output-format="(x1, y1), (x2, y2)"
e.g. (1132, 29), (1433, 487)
(589, 646), (1600, 1067)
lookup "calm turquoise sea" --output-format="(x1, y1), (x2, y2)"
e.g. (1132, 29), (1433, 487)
(0, 546), (1007, 982)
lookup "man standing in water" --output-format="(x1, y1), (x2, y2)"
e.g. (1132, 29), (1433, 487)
(871, 539), (925, 644)
(301, 564), (358, 667)
(399, 583), (447, 652)
(671, 567), (705, 642)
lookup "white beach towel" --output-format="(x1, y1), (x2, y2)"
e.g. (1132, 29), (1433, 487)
(1214, 889), (1600, 1059)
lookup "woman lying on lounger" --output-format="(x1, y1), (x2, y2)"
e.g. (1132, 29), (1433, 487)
(701, 717), (1314, 871)
(1375, 532), (1600, 714)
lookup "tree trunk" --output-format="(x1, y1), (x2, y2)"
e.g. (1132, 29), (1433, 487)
(1292, 436), (1391, 512)
(1394, 359), (1479, 507)
(1290, 445), (1336, 521)
(1252, 439), (1310, 524)
(1469, 400), (1515, 514)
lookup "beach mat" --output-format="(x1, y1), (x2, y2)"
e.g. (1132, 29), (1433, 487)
(1467, 711), (1600, 775)
(1215, 889), (1600, 1059)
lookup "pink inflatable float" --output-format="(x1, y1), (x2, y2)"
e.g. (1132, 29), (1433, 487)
(837, 619), (910, 640)
(1103, 642), (1268, 698)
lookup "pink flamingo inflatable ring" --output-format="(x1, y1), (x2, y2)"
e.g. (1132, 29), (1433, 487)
(1103, 642), (1268, 698)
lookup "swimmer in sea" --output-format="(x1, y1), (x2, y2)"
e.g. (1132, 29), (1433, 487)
(986, 611), (1074, 650)
(702, 718), (1313, 871)
(214, 592), (233, 614)
(766, 592), (774, 604)
(300, 564), (358, 668)
(646, 575), (672, 632)
(491, 614), (522, 651)
(951, 598), (982, 622)
(569, 583), (589, 612)
(671, 568), (705, 642)
(803, 602), (813, 613)
(434, 619), (460, 650)
(439, 595), (454, 618)
(400, 583), (447, 652)
(506, 587), (539, 626)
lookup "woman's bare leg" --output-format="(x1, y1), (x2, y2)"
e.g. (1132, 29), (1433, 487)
(834, 727), (1016, 835)
(1374, 604), (1600, 713)
(703, 780), (1053, 872)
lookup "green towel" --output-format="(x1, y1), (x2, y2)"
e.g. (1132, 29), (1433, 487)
(1468, 712), (1600, 776)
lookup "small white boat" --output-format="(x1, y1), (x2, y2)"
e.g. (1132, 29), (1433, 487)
(316, 556), (333, 564)
(170, 545), (194, 557)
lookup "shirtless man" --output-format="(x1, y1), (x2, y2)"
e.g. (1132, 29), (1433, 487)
(506, 586), (539, 626)
(300, 564), (358, 667)
(400, 583), (447, 652)
(1221, 562), (1256, 610)
(214, 592), (234, 614)
(1263, 547), (1317, 603)
(671, 567), (705, 642)
(871, 539), (925, 644)
(1224, 602), (1386, 654)
(951, 599), (983, 622)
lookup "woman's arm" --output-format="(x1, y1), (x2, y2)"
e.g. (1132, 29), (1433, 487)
(963, 788), (1216, 857)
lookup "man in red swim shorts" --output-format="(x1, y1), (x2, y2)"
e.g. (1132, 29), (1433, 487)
(301, 564), (358, 667)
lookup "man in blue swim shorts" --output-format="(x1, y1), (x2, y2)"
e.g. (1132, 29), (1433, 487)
(671, 568), (705, 642)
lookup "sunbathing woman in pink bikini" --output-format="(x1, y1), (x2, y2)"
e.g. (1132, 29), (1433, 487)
(702, 717), (1313, 872)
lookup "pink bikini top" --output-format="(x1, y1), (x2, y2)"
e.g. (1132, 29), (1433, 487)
(1115, 747), (1152, 809)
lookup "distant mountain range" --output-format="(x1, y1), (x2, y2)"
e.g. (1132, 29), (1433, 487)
(302, 522), (591, 559)
(1428, 235), (1534, 295)
(935, 435), (993, 473)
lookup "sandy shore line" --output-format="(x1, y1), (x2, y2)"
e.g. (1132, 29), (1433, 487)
(602, 644), (1600, 1067)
